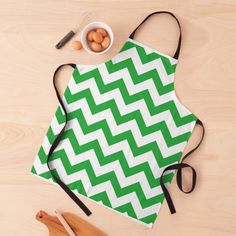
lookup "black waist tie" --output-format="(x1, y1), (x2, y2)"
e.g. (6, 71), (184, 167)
(46, 63), (92, 216)
(160, 119), (205, 214)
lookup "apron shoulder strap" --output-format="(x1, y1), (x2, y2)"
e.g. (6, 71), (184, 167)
(47, 63), (92, 216)
(129, 11), (182, 60)
(160, 119), (205, 214)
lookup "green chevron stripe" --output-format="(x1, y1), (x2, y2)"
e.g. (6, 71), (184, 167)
(120, 40), (177, 75)
(31, 166), (37, 175)
(65, 88), (194, 144)
(115, 203), (138, 221)
(105, 58), (174, 95)
(31, 165), (59, 181)
(68, 180), (156, 224)
(71, 68), (197, 127)
(40, 125), (175, 188)
(91, 192), (112, 207)
(31, 167), (157, 225)
(66, 109), (188, 156)
(63, 91), (193, 146)
(32, 153), (171, 209)
(46, 124), (178, 179)
(74, 62), (173, 97)
(46, 154), (167, 209)
(38, 141), (174, 190)
(53, 108), (183, 167)
(139, 213), (157, 225)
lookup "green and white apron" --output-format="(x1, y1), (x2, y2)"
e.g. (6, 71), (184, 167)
(31, 11), (205, 228)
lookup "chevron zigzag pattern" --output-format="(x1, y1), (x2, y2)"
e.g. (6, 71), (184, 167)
(31, 38), (197, 227)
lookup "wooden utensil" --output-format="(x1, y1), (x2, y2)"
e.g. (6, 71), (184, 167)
(36, 210), (107, 236)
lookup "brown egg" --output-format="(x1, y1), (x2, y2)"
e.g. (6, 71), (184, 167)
(101, 36), (110, 49)
(90, 42), (102, 52)
(87, 30), (95, 42)
(92, 32), (103, 43)
(72, 40), (83, 50)
(96, 28), (107, 37)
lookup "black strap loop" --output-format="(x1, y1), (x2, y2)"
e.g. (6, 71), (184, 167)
(129, 11), (182, 59)
(46, 63), (92, 216)
(160, 118), (205, 214)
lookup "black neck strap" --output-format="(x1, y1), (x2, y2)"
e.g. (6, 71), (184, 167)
(160, 119), (205, 214)
(129, 11), (182, 60)
(47, 63), (92, 217)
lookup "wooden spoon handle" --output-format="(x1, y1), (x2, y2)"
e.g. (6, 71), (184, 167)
(36, 211), (68, 236)
(36, 211), (107, 236)
(63, 212), (107, 236)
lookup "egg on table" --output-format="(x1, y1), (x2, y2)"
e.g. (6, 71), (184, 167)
(71, 40), (83, 50)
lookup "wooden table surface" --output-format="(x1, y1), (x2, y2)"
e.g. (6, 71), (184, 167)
(0, 0), (236, 235)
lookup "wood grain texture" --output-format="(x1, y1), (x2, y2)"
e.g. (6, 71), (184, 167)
(36, 211), (107, 236)
(0, 0), (236, 235)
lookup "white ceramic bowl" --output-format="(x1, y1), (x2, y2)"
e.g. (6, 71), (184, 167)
(81, 21), (113, 55)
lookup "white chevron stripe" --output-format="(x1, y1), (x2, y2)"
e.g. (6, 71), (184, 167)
(37, 133), (175, 186)
(40, 112), (65, 155)
(49, 110), (65, 133)
(52, 140), (165, 198)
(66, 97), (192, 143)
(65, 118), (184, 159)
(113, 47), (175, 85)
(36, 130), (175, 181)
(66, 78), (196, 133)
(33, 156), (164, 219)
(41, 136), (51, 155)
(111, 47), (174, 86)
(33, 155), (49, 173)
(62, 100), (188, 157)
(73, 67), (174, 108)
(127, 38), (178, 66)
(99, 58), (193, 118)
(49, 158), (162, 219)
(76, 59), (192, 117)
(77, 45), (175, 85)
